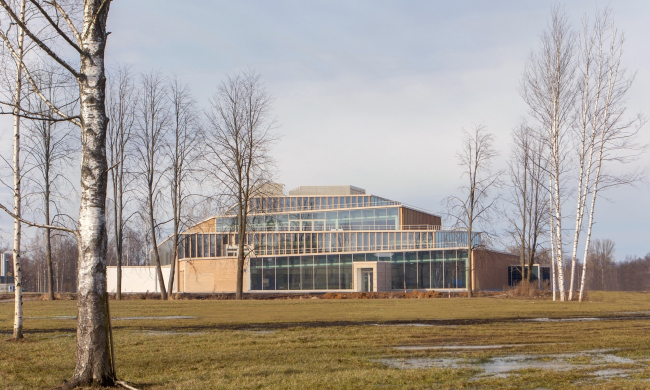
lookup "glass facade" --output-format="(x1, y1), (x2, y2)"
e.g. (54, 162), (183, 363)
(248, 195), (398, 214)
(175, 192), (477, 292)
(215, 206), (400, 232)
(249, 249), (467, 291)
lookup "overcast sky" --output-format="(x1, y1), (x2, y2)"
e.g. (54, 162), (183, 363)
(1, 1), (649, 260)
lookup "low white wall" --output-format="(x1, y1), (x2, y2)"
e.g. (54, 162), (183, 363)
(107, 265), (172, 293)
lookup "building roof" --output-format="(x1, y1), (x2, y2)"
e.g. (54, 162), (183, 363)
(288, 185), (366, 196)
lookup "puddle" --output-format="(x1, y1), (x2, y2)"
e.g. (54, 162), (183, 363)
(375, 323), (434, 327)
(244, 330), (277, 335)
(521, 317), (602, 322)
(590, 369), (631, 378)
(374, 323), (460, 328)
(393, 344), (532, 351)
(133, 330), (203, 336)
(113, 316), (195, 320)
(375, 350), (640, 378)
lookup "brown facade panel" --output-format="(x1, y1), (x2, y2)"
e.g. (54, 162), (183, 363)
(472, 249), (518, 290)
(399, 207), (441, 228)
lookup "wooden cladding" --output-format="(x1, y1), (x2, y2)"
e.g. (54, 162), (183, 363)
(399, 207), (441, 228)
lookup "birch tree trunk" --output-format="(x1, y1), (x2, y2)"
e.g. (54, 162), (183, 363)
(71, 1), (114, 385)
(549, 173), (556, 301)
(11, 0), (26, 340)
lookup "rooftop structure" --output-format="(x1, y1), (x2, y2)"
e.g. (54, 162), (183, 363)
(288, 185), (366, 196)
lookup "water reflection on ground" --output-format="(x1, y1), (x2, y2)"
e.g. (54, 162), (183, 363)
(375, 348), (640, 379)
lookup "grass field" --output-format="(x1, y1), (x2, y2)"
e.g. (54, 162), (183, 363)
(1, 292), (650, 389)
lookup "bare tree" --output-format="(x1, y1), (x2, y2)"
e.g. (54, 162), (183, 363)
(505, 122), (549, 283)
(586, 238), (615, 291)
(576, 9), (645, 301)
(0, 1), (115, 386)
(107, 65), (136, 300)
(521, 6), (576, 301)
(167, 75), (201, 298)
(205, 70), (276, 300)
(133, 71), (169, 300)
(23, 64), (77, 301)
(445, 124), (502, 298)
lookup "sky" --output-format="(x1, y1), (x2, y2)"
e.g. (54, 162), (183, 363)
(1, 1), (649, 260)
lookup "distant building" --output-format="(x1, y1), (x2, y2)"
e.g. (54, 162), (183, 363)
(108, 185), (528, 294)
(0, 252), (14, 293)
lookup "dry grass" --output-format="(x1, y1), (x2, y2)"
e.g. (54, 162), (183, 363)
(1, 291), (649, 389)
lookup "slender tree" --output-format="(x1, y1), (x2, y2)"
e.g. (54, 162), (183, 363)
(445, 125), (502, 298)
(133, 71), (169, 300)
(205, 70), (277, 300)
(23, 64), (76, 301)
(576, 9), (644, 301)
(167, 75), (201, 298)
(107, 65), (136, 300)
(9, 0), (25, 339)
(505, 123), (549, 284)
(521, 6), (576, 300)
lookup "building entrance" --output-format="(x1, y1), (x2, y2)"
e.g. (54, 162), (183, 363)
(360, 268), (373, 292)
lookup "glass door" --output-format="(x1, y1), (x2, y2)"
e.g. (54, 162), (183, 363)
(360, 268), (373, 292)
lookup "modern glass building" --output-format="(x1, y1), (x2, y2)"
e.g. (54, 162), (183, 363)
(163, 185), (500, 294)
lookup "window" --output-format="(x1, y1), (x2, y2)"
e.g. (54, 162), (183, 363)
(289, 257), (301, 290)
(327, 255), (339, 289)
(276, 257), (288, 290)
(405, 252), (418, 289)
(391, 252), (404, 289)
(301, 256), (314, 290)
(418, 251), (431, 289)
(314, 255), (327, 289)
(250, 258), (262, 290)
(340, 254), (353, 289)
(178, 238), (184, 259)
(263, 258), (275, 290)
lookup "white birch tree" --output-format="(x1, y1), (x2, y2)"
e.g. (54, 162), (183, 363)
(521, 6), (576, 301)
(0, 0), (116, 385)
(575, 9), (645, 301)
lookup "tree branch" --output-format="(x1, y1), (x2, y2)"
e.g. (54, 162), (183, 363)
(44, 0), (82, 44)
(0, 0), (80, 78)
(0, 202), (78, 236)
(0, 29), (82, 126)
(29, 0), (84, 55)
